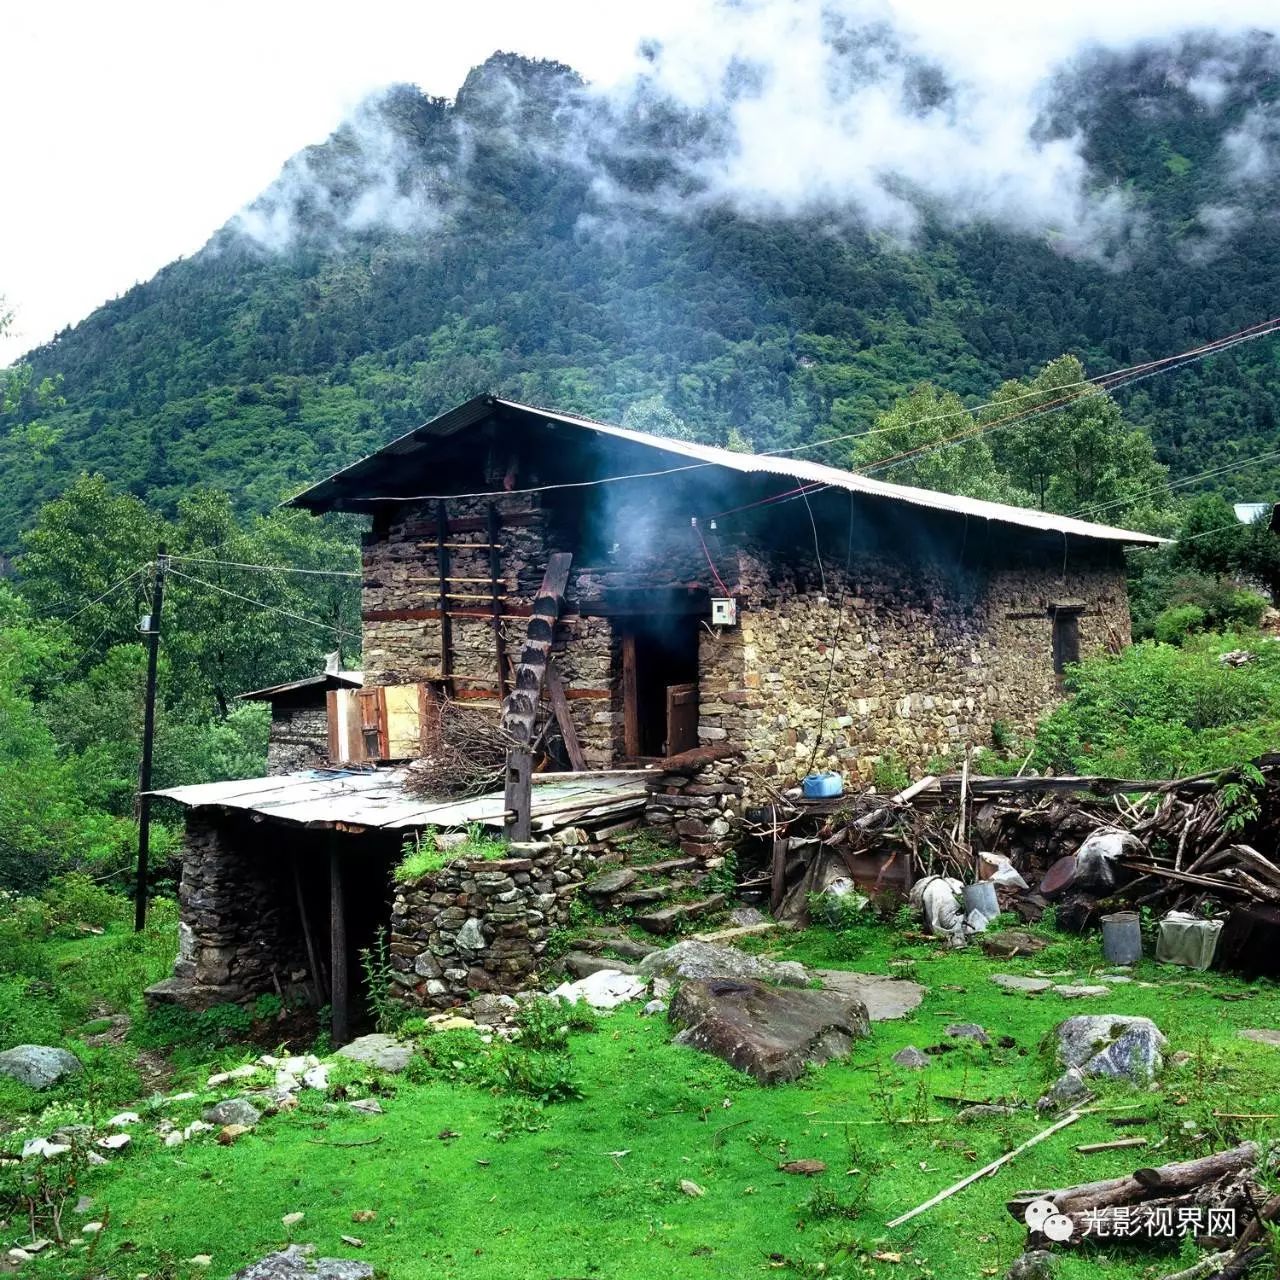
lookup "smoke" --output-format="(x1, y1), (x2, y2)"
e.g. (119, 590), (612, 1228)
(226, 2), (1280, 263)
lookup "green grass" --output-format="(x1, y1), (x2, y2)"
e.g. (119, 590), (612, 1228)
(4, 919), (1280, 1279)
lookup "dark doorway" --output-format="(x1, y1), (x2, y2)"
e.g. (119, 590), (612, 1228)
(618, 616), (701, 758)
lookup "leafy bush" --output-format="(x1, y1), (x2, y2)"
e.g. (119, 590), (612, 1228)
(1032, 634), (1280, 777)
(1153, 603), (1206, 646)
(487, 1047), (584, 1103)
(41, 873), (126, 933)
(871, 752), (910, 793)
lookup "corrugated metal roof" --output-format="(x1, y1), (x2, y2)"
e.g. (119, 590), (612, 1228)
(150, 768), (650, 833)
(287, 394), (1164, 546)
(237, 671), (363, 702)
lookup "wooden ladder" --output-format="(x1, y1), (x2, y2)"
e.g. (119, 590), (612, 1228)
(501, 552), (573, 839)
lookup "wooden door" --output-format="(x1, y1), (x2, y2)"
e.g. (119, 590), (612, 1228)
(665, 682), (699, 757)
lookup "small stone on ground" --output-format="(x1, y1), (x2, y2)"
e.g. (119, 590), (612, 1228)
(991, 974), (1053, 994)
(945, 1023), (991, 1045)
(335, 1034), (412, 1073)
(1240, 1029), (1280, 1047)
(891, 1046), (929, 1070)
(980, 931), (1049, 958)
(1053, 985), (1110, 998)
(202, 1098), (262, 1128)
(233, 1245), (374, 1280)
(814, 970), (924, 1020)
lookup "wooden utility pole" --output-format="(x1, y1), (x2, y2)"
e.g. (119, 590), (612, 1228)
(134, 546), (167, 932)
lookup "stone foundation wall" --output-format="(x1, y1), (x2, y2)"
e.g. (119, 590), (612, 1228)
(388, 833), (616, 1009)
(644, 754), (748, 860)
(267, 702), (330, 774)
(154, 815), (309, 1007)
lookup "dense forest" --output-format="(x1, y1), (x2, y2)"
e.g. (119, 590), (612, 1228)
(2, 35), (1279, 550)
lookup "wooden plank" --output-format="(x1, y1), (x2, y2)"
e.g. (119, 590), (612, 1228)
(488, 503), (508, 698)
(771, 834), (788, 914)
(364, 606), (534, 622)
(403, 511), (539, 536)
(666, 681), (699, 757)
(622, 631), (640, 759)
(329, 842), (349, 1047)
(545, 661), (587, 772)
(436, 501), (453, 695)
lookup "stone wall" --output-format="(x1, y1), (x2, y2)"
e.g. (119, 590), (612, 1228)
(148, 814), (309, 1009)
(357, 481), (1132, 790)
(718, 542), (1130, 785)
(388, 833), (616, 1009)
(644, 753), (748, 860)
(267, 701), (330, 774)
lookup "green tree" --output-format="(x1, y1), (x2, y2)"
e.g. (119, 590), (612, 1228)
(987, 356), (1173, 532)
(848, 384), (1024, 503)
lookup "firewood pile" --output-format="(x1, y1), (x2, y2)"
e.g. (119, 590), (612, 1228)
(752, 756), (1280, 945)
(1007, 1143), (1279, 1279)
(404, 696), (515, 797)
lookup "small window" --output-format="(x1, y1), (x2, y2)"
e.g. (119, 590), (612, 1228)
(1050, 607), (1082, 676)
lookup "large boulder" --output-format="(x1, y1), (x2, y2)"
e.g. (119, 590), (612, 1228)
(0, 1045), (83, 1090)
(1054, 1015), (1167, 1081)
(667, 977), (870, 1084)
(234, 1245), (373, 1280)
(638, 940), (810, 987)
(335, 1033), (412, 1073)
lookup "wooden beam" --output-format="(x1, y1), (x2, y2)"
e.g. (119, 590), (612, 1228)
(545, 661), (587, 772)
(364, 607), (533, 622)
(488, 503), (508, 698)
(622, 631), (640, 759)
(403, 511), (540, 536)
(329, 841), (350, 1047)
(435, 501), (453, 695)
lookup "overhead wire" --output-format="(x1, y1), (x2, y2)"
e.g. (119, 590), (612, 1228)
(165, 567), (359, 640)
(166, 555), (361, 579)
(44, 564), (149, 624)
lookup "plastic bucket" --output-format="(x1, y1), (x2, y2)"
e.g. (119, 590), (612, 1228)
(962, 882), (1000, 923)
(1101, 911), (1142, 966)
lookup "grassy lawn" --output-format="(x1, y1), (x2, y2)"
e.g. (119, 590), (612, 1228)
(3, 916), (1279, 1280)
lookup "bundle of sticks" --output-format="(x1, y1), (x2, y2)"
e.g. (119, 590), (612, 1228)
(404, 697), (516, 798)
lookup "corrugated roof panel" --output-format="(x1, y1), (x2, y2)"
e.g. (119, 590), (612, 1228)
(286, 394), (1164, 546)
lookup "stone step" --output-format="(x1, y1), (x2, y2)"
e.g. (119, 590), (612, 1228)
(583, 868), (637, 900)
(631, 856), (700, 876)
(563, 951), (640, 979)
(636, 894), (729, 935)
(614, 884), (677, 908)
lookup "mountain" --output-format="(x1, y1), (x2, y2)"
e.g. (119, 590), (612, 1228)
(3, 34), (1279, 549)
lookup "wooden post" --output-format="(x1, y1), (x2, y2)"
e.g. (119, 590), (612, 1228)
(135, 546), (166, 932)
(500, 552), (573, 839)
(292, 853), (327, 1006)
(436, 501), (453, 696)
(329, 839), (350, 1047)
(545, 660), (587, 772)
(488, 503), (508, 696)
(621, 630), (640, 759)
(771, 829), (789, 915)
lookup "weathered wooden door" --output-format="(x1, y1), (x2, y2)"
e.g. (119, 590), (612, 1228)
(665, 682), (699, 757)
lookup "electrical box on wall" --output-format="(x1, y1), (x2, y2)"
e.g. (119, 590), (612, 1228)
(711, 597), (738, 626)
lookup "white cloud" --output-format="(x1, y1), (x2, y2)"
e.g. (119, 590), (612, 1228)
(3, 0), (1279, 363)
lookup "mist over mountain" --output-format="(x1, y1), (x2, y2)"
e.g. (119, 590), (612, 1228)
(3, 17), (1279, 548)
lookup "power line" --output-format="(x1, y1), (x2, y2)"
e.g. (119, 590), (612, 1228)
(859, 321), (1280, 478)
(166, 555), (361, 579)
(45, 564), (149, 624)
(771, 315), (1280, 461)
(165, 567), (359, 640)
(1072, 447), (1280, 522)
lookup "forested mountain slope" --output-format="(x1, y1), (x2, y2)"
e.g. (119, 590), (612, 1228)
(3, 34), (1279, 549)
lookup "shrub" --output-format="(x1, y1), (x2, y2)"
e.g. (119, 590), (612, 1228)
(1153, 603), (1206, 645)
(41, 873), (126, 933)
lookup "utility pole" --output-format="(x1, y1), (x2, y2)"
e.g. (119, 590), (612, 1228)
(134, 546), (167, 932)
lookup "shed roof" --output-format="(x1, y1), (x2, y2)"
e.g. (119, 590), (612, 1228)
(237, 671), (363, 702)
(287, 394), (1164, 547)
(150, 768), (649, 833)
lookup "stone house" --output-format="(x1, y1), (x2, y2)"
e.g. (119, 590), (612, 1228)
(149, 394), (1159, 1033)
(238, 667), (362, 774)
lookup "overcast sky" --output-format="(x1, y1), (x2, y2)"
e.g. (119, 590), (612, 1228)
(2, 0), (1277, 365)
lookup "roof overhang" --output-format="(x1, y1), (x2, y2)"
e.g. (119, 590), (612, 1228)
(285, 394), (1166, 548)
